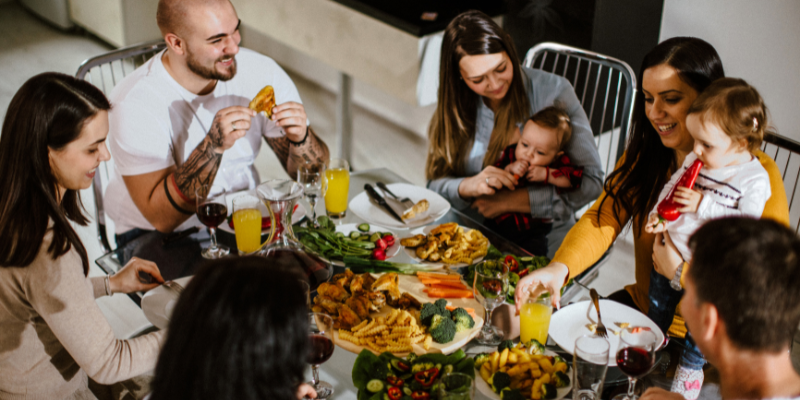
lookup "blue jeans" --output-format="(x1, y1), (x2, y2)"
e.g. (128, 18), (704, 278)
(648, 268), (706, 370)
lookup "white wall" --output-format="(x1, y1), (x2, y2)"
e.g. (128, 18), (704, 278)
(660, 0), (800, 142)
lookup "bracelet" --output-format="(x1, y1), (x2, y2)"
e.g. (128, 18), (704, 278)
(171, 174), (194, 205)
(287, 127), (309, 147)
(164, 177), (195, 215)
(104, 275), (113, 296)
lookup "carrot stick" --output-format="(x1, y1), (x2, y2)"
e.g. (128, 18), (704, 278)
(418, 279), (467, 288)
(425, 288), (474, 298)
(417, 272), (462, 281)
(427, 283), (469, 291)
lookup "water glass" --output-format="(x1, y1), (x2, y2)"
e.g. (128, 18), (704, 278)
(437, 372), (474, 400)
(573, 335), (610, 400)
(231, 195), (262, 254)
(298, 162), (326, 227)
(472, 260), (508, 345)
(324, 158), (350, 219)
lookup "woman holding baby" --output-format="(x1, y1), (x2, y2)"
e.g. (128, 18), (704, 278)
(426, 10), (604, 257)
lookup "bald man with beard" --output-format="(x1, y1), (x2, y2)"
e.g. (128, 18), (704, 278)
(105, 0), (329, 254)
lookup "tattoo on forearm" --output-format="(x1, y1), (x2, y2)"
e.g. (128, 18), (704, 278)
(208, 120), (225, 148)
(265, 127), (330, 175)
(174, 135), (223, 200)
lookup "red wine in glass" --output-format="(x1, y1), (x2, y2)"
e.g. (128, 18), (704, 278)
(616, 347), (655, 378)
(308, 334), (334, 365)
(197, 203), (227, 227)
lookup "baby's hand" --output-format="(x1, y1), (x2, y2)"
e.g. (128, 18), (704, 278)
(674, 187), (703, 213)
(527, 166), (548, 182)
(645, 213), (667, 234)
(506, 160), (529, 178)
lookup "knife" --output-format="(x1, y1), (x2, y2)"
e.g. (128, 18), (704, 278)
(364, 183), (406, 224)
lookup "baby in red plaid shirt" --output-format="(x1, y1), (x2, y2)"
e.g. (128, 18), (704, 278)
(485, 106), (583, 256)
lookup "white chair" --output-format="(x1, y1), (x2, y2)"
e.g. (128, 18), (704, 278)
(522, 42), (637, 299)
(76, 40), (166, 257)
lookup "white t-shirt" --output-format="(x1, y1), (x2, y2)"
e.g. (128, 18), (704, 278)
(106, 48), (304, 233)
(650, 152), (771, 261)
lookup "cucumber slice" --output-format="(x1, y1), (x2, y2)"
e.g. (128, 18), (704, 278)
(335, 232), (345, 238)
(366, 379), (384, 393)
(358, 223), (370, 232)
(349, 231), (361, 239)
(369, 232), (381, 242)
(357, 236), (370, 242)
(520, 256), (534, 262)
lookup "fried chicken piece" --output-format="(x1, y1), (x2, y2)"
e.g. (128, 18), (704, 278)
(313, 295), (340, 315)
(372, 273), (401, 301)
(350, 273), (376, 294)
(248, 85), (276, 118)
(397, 292), (422, 310)
(400, 234), (426, 247)
(416, 240), (438, 259)
(430, 222), (458, 236)
(346, 295), (370, 319)
(337, 304), (362, 330)
(366, 291), (386, 311)
(317, 282), (350, 302)
(330, 269), (354, 288)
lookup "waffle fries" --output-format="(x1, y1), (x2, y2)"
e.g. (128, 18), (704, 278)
(400, 223), (489, 265)
(338, 308), (432, 353)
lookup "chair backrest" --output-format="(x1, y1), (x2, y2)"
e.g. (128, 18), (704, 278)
(761, 133), (800, 233)
(76, 40), (166, 253)
(522, 42), (637, 178)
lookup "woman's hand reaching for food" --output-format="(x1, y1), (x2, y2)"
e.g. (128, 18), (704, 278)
(109, 257), (164, 294)
(515, 262), (570, 312)
(458, 166), (517, 198)
(652, 231), (683, 280)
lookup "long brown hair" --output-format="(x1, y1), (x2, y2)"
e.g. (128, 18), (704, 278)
(426, 10), (530, 180)
(0, 73), (110, 275)
(600, 37), (724, 228)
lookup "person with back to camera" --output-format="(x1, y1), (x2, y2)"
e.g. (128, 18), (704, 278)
(640, 217), (800, 400)
(0, 72), (166, 399)
(642, 78), (774, 398)
(426, 10), (603, 258)
(485, 106), (584, 256)
(514, 37), (790, 400)
(148, 256), (317, 400)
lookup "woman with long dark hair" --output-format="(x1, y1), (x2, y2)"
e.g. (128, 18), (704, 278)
(426, 10), (603, 256)
(149, 256), (315, 400)
(515, 37), (789, 396)
(0, 72), (165, 399)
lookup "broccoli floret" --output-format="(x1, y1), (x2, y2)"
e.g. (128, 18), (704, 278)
(501, 388), (526, 400)
(410, 362), (434, 373)
(553, 355), (566, 365)
(434, 298), (448, 310)
(542, 383), (557, 399)
(525, 338), (546, 355)
(491, 371), (511, 393)
(451, 308), (475, 333)
(473, 353), (491, 369)
(553, 371), (571, 388)
(406, 353), (417, 363)
(429, 314), (457, 343)
(420, 302), (450, 326)
(497, 340), (515, 352)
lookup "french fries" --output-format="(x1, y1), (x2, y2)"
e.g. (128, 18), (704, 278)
(401, 223), (489, 265)
(338, 308), (432, 354)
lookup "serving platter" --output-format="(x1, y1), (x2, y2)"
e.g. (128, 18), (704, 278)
(474, 349), (572, 400)
(333, 273), (485, 356)
(401, 224), (489, 269)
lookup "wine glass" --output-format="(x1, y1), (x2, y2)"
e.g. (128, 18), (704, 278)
(195, 185), (229, 259)
(472, 260), (509, 345)
(613, 329), (658, 400)
(307, 312), (335, 399)
(297, 162), (326, 227)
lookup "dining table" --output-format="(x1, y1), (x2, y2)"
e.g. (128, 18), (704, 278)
(94, 167), (670, 400)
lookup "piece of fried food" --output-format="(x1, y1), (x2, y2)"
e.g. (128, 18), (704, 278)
(249, 85), (276, 118)
(400, 234), (426, 247)
(402, 199), (430, 220)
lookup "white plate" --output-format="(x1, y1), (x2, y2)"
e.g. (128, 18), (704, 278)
(475, 349), (572, 400)
(321, 223), (401, 266)
(219, 190), (307, 234)
(401, 225), (488, 268)
(548, 299), (664, 366)
(141, 276), (193, 330)
(349, 183), (450, 229)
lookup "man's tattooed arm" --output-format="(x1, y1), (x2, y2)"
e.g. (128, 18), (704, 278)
(265, 127), (330, 176)
(173, 119), (225, 201)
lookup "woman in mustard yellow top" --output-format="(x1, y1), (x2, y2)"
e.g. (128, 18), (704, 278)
(515, 35), (789, 373)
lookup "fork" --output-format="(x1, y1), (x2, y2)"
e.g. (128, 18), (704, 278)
(376, 182), (414, 209)
(589, 288), (609, 338)
(163, 280), (184, 295)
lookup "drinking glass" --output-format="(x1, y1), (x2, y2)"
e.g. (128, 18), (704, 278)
(297, 162), (326, 227)
(520, 292), (552, 346)
(472, 260), (508, 345)
(300, 279), (311, 310)
(231, 195), (262, 254)
(437, 372), (474, 400)
(195, 186), (229, 259)
(323, 158), (350, 219)
(573, 335), (610, 400)
(612, 329), (658, 400)
(307, 312), (335, 399)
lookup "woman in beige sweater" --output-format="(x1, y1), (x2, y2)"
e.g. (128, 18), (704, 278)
(0, 73), (166, 399)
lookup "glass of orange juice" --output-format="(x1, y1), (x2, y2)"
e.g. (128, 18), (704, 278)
(232, 195), (263, 254)
(324, 158), (350, 219)
(520, 292), (552, 346)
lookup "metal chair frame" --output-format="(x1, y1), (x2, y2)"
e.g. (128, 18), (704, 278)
(76, 40), (166, 255)
(522, 43), (636, 300)
(761, 133), (800, 233)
